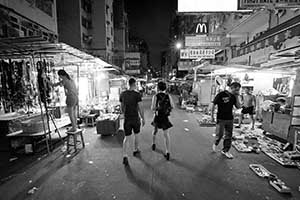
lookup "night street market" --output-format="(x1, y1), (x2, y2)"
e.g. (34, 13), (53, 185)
(0, 0), (300, 199)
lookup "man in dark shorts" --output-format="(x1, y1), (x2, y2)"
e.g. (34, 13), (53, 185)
(120, 78), (145, 166)
(236, 87), (256, 130)
(211, 82), (241, 159)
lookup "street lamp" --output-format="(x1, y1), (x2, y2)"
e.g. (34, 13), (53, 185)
(175, 42), (182, 50)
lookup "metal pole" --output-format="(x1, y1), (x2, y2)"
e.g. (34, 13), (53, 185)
(33, 54), (51, 154)
(77, 64), (80, 127)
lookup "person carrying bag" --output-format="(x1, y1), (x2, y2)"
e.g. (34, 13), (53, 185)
(151, 81), (174, 160)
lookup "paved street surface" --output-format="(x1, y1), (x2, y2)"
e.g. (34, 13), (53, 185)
(0, 95), (300, 200)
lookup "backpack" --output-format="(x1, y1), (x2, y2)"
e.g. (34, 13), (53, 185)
(156, 93), (172, 116)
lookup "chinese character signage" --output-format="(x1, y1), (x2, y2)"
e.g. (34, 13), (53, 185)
(238, 0), (300, 10)
(185, 35), (222, 47)
(180, 49), (215, 59)
(178, 60), (202, 71)
(125, 52), (141, 75)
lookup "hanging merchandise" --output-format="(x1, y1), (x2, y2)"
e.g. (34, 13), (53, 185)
(0, 60), (27, 112)
(37, 60), (52, 104)
(12, 61), (26, 108)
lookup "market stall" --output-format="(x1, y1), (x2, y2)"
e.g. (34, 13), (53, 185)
(0, 37), (114, 154)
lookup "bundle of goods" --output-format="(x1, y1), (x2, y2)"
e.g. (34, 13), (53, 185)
(269, 176), (291, 194)
(232, 140), (260, 153)
(249, 164), (272, 178)
(197, 115), (215, 127)
(261, 143), (299, 167)
(186, 105), (195, 112)
(282, 151), (300, 161)
(249, 164), (291, 194)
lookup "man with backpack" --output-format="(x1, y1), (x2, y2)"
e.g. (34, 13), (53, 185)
(120, 78), (145, 166)
(151, 81), (175, 160)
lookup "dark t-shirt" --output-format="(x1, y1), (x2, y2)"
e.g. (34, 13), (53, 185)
(213, 91), (237, 120)
(120, 90), (142, 120)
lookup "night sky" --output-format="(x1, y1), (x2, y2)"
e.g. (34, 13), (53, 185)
(125, 0), (177, 69)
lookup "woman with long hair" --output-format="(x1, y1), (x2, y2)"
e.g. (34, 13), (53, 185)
(51, 69), (78, 132)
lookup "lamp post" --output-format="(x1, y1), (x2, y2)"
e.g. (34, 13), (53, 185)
(175, 41), (182, 78)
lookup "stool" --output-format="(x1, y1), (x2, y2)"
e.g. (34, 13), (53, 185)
(66, 129), (85, 152)
(85, 114), (97, 126)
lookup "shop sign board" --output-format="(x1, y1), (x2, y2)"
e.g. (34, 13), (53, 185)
(238, 0), (300, 10)
(232, 16), (300, 60)
(180, 49), (215, 59)
(125, 52), (141, 66)
(185, 35), (222, 47)
(178, 60), (202, 71)
(125, 69), (140, 75)
(195, 23), (209, 34)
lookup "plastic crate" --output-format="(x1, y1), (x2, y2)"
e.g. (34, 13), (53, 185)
(96, 118), (120, 136)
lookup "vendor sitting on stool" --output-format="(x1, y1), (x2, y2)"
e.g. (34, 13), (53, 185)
(236, 87), (256, 130)
(48, 69), (78, 132)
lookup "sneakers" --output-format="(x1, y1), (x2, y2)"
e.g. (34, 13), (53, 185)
(221, 150), (234, 159)
(152, 144), (156, 151)
(212, 144), (217, 152)
(164, 152), (170, 161)
(133, 149), (141, 157)
(123, 157), (129, 166)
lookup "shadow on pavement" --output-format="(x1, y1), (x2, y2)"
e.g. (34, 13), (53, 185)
(2, 148), (81, 200)
(124, 165), (170, 200)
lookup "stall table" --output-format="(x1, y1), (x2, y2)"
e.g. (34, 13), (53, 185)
(0, 112), (41, 151)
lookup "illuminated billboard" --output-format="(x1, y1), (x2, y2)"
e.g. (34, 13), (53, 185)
(178, 0), (239, 12)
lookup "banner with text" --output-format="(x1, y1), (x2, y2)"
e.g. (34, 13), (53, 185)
(180, 49), (215, 59)
(185, 35), (222, 47)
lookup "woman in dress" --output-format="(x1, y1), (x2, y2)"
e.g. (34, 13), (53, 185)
(151, 81), (175, 160)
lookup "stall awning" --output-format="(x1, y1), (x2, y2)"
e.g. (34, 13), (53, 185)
(0, 36), (112, 68)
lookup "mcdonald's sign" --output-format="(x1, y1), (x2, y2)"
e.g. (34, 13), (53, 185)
(195, 23), (208, 34)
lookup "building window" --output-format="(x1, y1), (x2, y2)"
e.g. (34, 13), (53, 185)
(82, 16), (92, 29)
(111, 27), (113, 36)
(81, 0), (92, 13)
(87, 21), (92, 29)
(106, 5), (109, 16)
(111, 13), (113, 22)
(107, 37), (110, 46)
(36, 0), (53, 17)
(82, 33), (92, 44)
(106, 24), (110, 35)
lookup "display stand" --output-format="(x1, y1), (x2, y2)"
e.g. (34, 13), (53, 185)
(35, 55), (63, 154)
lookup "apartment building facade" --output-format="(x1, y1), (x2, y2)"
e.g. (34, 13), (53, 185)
(0, 0), (57, 42)
(57, 0), (114, 63)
